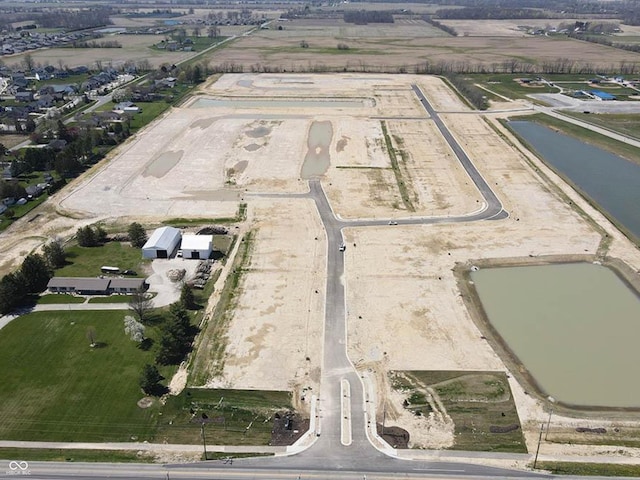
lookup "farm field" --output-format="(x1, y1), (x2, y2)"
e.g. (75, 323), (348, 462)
(204, 27), (640, 73)
(2, 34), (204, 69)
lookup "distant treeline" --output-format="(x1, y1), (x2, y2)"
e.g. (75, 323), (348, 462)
(209, 58), (639, 76)
(422, 16), (457, 36)
(343, 10), (394, 25)
(72, 40), (122, 49)
(569, 32), (640, 54)
(434, 7), (556, 20)
(0, 7), (112, 31)
(349, 0), (640, 24)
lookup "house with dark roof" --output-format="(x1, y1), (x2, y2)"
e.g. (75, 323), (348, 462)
(47, 277), (146, 295)
(15, 91), (34, 102)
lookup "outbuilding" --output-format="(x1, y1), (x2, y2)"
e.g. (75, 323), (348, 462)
(142, 226), (181, 259)
(180, 234), (213, 260)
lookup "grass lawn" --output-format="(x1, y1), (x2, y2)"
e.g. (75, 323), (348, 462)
(536, 462), (640, 476)
(56, 241), (148, 278)
(156, 388), (291, 445)
(0, 447), (153, 463)
(88, 295), (134, 304)
(562, 112), (640, 141)
(38, 294), (86, 304)
(391, 371), (526, 453)
(0, 194), (49, 233)
(0, 310), (165, 442)
(474, 74), (558, 100)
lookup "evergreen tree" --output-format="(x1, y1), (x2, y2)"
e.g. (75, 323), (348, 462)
(139, 364), (163, 395)
(180, 283), (196, 310)
(20, 253), (51, 293)
(128, 222), (147, 248)
(42, 240), (66, 269)
(0, 272), (24, 314)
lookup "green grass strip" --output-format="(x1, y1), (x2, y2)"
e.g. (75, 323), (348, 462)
(380, 121), (414, 212)
(536, 462), (640, 476)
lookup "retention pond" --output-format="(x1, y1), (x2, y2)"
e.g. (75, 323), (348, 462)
(190, 98), (366, 109)
(509, 120), (640, 242)
(471, 262), (640, 408)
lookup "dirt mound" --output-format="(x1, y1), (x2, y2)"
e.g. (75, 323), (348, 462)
(137, 397), (154, 409)
(167, 268), (186, 282)
(270, 412), (309, 446)
(377, 424), (410, 449)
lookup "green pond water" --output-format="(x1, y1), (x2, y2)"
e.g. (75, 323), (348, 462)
(471, 263), (640, 408)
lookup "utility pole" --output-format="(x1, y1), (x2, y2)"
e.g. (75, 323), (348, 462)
(545, 396), (555, 441)
(201, 422), (207, 460)
(533, 423), (544, 469)
(382, 405), (386, 436)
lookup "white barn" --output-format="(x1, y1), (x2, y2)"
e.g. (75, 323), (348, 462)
(180, 234), (213, 260)
(142, 226), (181, 259)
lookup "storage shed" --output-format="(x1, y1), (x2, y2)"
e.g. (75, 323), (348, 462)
(180, 234), (213, 260)
(142, 226), (181, 259)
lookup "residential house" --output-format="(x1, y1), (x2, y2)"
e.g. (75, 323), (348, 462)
(15, 91), (34, 102)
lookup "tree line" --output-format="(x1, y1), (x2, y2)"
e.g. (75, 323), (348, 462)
(568, 32), (640, 55)
(209, 58), (639, 76)
(0, 241), (64, 314)
(422, 16), (457, 36)
(343, 10), (394, 25)
(444, 74), (489, 110)
(71, 40), (123, 49)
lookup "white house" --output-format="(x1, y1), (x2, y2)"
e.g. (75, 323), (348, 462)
(180, 234), (213, 260)
(142, 226), (181, 259)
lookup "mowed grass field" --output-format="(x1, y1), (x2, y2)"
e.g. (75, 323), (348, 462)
(56, 242), (149, 278)
(0, 311), (161, 442)
(0, 310), (293, 444)
(205, 20), (640, 72)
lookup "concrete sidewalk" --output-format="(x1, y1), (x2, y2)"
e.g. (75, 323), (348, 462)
(0, 440), (287, 455)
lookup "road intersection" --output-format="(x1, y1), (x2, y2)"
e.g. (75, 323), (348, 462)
(0, 86), (542, 480)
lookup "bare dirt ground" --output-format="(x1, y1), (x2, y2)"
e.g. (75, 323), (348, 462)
(3, 73), (640, 461)
(204, 198), (326, 416)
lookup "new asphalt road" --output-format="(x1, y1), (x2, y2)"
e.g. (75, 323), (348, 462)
(0, 85), (537, 480)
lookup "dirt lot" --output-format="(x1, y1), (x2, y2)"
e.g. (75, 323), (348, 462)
(205, 25), (640, 72)
(3, 73), (640, 459)
(204, 198), (325, 415)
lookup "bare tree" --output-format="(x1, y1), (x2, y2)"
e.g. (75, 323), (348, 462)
(22, 53), (35, 72)
(207, 26), (219, 39)
(86, 326), (97, 347)
(129, 288), (153, 323)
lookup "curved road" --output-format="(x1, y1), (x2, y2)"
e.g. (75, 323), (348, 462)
(2, 86), (536, 480)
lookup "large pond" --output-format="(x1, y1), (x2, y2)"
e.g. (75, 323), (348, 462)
(471, 262), (640, 408)
(190, 98), (366, 109)
(509, 121), (640, 242)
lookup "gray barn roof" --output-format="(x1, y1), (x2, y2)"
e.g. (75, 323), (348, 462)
(142, 226), (181, 251)
(109, 278), (145, 289)
(48, 277), (110, 291)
